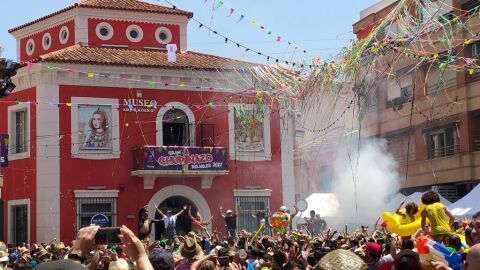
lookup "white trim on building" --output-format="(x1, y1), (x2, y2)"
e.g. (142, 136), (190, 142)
(8, 199), (31, 245)
(8, 102), (31, 160)
(156, 101), (195, 146)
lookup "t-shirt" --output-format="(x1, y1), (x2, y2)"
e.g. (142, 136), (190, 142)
(225, 215), (237, 229)
(163, 216), (177, 228)
(174, 262), (191, 270)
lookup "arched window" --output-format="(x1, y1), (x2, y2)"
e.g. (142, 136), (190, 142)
(162, 108), (189, 146)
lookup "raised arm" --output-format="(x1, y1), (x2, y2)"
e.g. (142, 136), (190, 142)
(219, 206), (226, 218)
(174, 205), (188, 218)
(421, 209), (428, 233)
(444, 206), (455, 226)
(155, 206), (165, 218)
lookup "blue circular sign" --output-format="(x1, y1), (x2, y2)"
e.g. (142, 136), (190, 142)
(90, 214), (111, 227)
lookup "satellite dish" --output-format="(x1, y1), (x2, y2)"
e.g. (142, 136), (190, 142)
(296, 199), (308, 212)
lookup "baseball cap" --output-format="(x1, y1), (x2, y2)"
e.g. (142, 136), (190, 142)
(148, 248), (174, 270)
(365, 242), (382, 254)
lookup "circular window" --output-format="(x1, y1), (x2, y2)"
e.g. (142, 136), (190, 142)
(95, 22), (114, 41)
(59, 26), (69, 44)
(26, 39), (35, 56)
(42, 33), (52, 50)
(126, 25), (143, 42)
(155, 27), (172, 44)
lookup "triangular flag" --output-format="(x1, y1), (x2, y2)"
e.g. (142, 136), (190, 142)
(214, 1), (224, 10)
(236, 15), (245, 23)
(227, 8), (234, 17)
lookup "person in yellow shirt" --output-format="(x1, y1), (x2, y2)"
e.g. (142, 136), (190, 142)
(421, 190), (455, 244)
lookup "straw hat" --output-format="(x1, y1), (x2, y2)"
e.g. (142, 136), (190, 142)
(317, 249), (366, 270)
(179, 233), (203, 260)
(0, 250), (9, 262)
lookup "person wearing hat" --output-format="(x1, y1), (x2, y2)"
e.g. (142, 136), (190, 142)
(317, 249), (365, 270)
(176, 232), (203, 270)
(156, 205), (188, 241)
(364, 242), (382, 270)
(220, 205), (238, 238)
(148, 248), (174, 270)
(0, 250), (10, 269)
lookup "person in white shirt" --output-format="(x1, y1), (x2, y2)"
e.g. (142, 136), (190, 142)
(156, 205), (187, 241)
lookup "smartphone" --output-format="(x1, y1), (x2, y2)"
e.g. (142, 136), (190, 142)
(95, 227), (121, 244)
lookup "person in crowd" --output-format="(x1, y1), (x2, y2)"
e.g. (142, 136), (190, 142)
(139, 205), (163, 240)
(421, 190), (455, 244)
(304, 210), (319, 235)
(155, 205), (188, 241)
(188, 206), (213, 235)
(220, 205), (238, 238)
(464, 243), (480, 270)
(364, 242), (382, 270)
(471, 211), (480, 245)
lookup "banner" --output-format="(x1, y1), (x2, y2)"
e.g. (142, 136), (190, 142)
(0, 134), (8, 168)
(142, 146), (228, 172)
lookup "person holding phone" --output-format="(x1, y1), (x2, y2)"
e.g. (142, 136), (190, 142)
(156, 205), (187, 241)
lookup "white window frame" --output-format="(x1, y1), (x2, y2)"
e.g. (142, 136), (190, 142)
(96, 22), (114, 41)
(8, 102), (31, 160)
(71, 97), (120, 159)
(126, 25), (144, 43)
(74, 190), (119, 230)
(427, 126), (458, 159)
(228, 103), (271, 161)
(59, 26), (70, 45)
(155, 27), (172, 44)
(8, 199), (31, 245)
(42, 32), (52, 51)
(234, 189), (271, 232)
(26, 38), (35, 56)
(156, 102), (195, 146)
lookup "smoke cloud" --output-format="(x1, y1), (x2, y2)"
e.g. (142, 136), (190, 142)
(325, 138), (401, 229)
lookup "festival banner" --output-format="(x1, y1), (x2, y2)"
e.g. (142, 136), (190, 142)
(139, 146), (228, 172)
(0, 134), (8, 168)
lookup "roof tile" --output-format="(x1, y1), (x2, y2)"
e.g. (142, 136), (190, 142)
(36, 44), (256, 70)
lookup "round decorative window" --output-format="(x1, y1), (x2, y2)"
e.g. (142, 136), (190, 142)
(26, 38), (35, 56)
(59, 26), (69, 44)
(126, 25), (143, 42)
(95, 22), (114, 41)
(155, 27), (172, 44)
(42, 33), (52, 50)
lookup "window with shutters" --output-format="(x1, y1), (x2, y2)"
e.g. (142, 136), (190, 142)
(427, 126), (459, 159)
(8, 102), (30, 159)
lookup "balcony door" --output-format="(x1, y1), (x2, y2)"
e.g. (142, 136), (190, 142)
(163, 109), (190, 146)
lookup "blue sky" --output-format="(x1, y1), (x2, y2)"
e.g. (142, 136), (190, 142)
(0, 0), (379, 64)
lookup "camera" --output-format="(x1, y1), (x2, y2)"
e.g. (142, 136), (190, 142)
(95, 227), (121, 244)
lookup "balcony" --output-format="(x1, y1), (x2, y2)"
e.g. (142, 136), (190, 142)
(131, 146), (229, 189)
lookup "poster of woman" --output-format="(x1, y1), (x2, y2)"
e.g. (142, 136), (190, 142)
(78, 105), (112, 150)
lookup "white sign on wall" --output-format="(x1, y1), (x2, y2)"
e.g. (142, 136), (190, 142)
(122, 99), (158, 113)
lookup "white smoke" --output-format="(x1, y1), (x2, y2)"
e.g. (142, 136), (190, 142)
(326, 138), (401, 229)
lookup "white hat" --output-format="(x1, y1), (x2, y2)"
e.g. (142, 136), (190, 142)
(109, 259), (129, 270)
(226, 210), (233, 214)
(279, 206), (287, 212)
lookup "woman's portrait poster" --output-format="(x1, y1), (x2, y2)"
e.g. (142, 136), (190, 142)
(78, 105), (113, 150)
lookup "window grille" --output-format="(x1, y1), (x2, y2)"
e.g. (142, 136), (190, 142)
(75, 197), (117, 230)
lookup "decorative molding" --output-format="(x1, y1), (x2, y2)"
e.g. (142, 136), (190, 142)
(156, 101), (195, 146)
(147, 185), (212, 236)
(71, 97), (120, 160)
(228, 103), (272, 161)
(233, 189), (272, 197)
(74, 190), (119, 198)
(8, 102), (31, 160)
(201, 175), (215, 189)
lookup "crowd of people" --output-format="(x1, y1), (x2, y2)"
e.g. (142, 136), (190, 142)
(0, 191), (479, 270)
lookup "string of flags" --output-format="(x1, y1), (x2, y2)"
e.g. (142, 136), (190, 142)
(203, 0), (308, 54)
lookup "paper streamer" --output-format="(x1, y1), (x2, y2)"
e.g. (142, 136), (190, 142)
(227, 8), (234, 17)
(214, 1), (224, 10)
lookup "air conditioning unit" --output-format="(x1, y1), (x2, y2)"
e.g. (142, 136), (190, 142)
(473, 43), (480, 59)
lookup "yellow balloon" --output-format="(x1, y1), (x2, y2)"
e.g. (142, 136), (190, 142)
(381, 204), (425, 237)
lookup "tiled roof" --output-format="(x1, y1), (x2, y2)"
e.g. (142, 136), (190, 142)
(36, 44), (256, 70)
(9, 0), (192, 33)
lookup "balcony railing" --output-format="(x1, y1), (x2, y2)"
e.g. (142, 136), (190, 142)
(428, 144), (460, 159)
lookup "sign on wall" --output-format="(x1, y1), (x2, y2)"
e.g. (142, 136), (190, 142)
(0, 134), (8, 168)
(142, 146), (228, 172)
(90, 214), (111, 227)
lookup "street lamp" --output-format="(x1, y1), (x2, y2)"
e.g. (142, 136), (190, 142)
(0, 54), (20, 98)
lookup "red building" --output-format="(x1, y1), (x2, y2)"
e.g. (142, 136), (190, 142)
(0, 0), (295, 245)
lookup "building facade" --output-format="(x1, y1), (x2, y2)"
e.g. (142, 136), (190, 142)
(293, 0), (480, 203)
(0, 0), (295, 245)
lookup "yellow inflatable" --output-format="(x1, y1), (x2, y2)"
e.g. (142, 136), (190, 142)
(382, 204), (425, 237)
